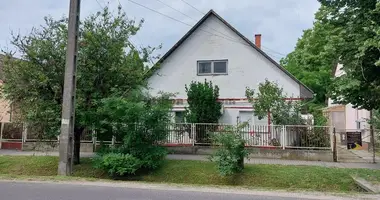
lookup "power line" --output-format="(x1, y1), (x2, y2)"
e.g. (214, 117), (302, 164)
(126, 0), (252, 46)
(262, 46), (288, 57)
(95, 0), (143, 53)
(176, 0), (289, 58)
(154, 0), (240, 43)
(155, 0), (195, 20)
(116, 0), (144, 49)
(127, 0), (283, 62)
(266, 52), (284, 60)
(95, 0), (105, 9)
(180, 0), (205, 15)
(126, 0), (195, 27)
(117, 0), (157, 64)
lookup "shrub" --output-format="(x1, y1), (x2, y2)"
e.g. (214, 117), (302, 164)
(211, 128), (248, 176)
(129, 146), (168, 170)
(93, 92), (174, 177)
(94, 153), (142, 176)
(185, 80), (222, 143)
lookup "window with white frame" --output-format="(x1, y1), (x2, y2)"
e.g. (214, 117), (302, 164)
(197, 60), (228, 75)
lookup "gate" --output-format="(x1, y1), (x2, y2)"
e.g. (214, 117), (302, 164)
(335, 128), (378, 163)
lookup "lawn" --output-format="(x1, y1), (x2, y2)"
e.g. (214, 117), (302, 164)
(0, 155), (379, 192)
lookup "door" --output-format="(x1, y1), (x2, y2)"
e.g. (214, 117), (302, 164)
(239, 111), (253, 126)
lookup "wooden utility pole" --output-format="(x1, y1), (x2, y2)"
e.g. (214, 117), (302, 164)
(58, 0), (81, 176)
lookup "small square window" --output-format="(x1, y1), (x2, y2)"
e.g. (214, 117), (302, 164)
(198, 62), (212, 74)
(197, 60), (228, 75)
(213, 61), (227, 74)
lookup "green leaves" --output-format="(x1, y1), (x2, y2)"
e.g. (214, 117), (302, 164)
(1, 6), (157, 137)
(93, 92), (173, 177)
(280, 6), (339, 106)
(319, 0), (380, 110)
(94, 153), (142, 176)
(211, 130), (248, 177)
(246, 80), (304, 125)
(185, 79), (222, 123)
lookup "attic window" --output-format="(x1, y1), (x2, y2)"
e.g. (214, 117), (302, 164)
(197, 60), (228, 75)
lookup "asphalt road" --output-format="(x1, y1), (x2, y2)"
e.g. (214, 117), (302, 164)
(0, 181), (332, 200)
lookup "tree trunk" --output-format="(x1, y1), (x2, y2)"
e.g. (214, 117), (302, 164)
(73, 127), (84, 165)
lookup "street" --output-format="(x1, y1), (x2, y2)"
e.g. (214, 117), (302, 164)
(0, 181), (374, 200)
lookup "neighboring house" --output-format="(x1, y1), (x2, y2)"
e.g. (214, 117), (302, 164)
(324, 63), (371, 148)
(0, 54), (11, 122)
(147, 10), (313, 126)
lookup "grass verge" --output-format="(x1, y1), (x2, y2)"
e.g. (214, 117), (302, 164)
(1, 155), (379, 192)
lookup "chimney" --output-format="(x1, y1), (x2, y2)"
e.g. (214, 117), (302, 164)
(255, 34), (262, 49)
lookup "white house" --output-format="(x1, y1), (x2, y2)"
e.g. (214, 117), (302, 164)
(325, 63), (371, 147)
(147, 10), (313, 126)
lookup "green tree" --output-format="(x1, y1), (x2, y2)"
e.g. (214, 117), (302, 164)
(280, 6), (342, 125)
(319, 0), (380, 110)
(245, 80), (304, 125)
(185, 79), (222, 123)
(93, 92), (173, 177)
(1, 6), (156, 164)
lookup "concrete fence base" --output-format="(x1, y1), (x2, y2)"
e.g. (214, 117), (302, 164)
(19, 141), (333, 162)
(166, 146), (333, 162)
(22, 142), (95, 152)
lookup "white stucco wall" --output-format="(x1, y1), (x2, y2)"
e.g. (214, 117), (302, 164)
(328, 63), (345, 107)
(328, 63), (371, 135)
(148, 14), (306, 125)
(148, 15), (301, 99)
(345, 104), (370, 130)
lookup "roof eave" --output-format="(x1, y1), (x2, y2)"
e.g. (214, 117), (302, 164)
(145, 9), (314, 97)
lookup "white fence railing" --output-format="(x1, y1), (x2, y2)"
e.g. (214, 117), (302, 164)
(0, 122), (333, 150)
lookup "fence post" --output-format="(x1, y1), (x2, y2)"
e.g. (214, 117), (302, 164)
(92, 129), (96, 152)
(22, 123), (28, 150)
(23, 123), (28, 142)
(191, 123), (195, 146)
(0, 122), (3, 149)
(282, 125), (286, 150)
(111, 135), (116, 147)
(369, 110), (376, 163)
(333, 127), (337, 162)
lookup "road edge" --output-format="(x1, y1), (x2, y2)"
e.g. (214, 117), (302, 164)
(0, 179), (379, 200)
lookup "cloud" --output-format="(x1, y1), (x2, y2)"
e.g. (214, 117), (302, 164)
(0, 0), (320, 61)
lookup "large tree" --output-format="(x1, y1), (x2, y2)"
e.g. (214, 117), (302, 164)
(280, 6), (343, 125)
(1, 6), (157, 163)
(319, 0), (380, 110)
(245, 80), (304, 125)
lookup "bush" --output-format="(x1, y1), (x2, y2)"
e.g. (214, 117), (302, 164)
(93, 92), (174, 178)
(211, 129), (248, 176)
(129, 146), (168, 170)
(94, 153), (141, 176)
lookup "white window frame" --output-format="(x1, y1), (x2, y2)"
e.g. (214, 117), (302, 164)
(197, 59), (228, 76)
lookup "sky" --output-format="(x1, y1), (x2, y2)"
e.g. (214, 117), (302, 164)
(0, 0), (321, 62)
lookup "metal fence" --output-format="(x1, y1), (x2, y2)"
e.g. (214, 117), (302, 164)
(284, 126), (332, 149)
(191, 123), (331, 149)
(0, 122), (333, 150)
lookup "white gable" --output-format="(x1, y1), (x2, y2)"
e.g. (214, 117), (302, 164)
(148, 14), (305, 99)
(334, 63), (345, 77)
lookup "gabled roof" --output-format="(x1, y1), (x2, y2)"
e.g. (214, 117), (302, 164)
(148, 9), (313, 98)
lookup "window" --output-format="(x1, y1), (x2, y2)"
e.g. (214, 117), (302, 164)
(197, 60), (228, 75)
(175, 111), (185, 123)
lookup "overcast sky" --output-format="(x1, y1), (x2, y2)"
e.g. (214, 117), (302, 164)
(0, 0), (320, 61)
